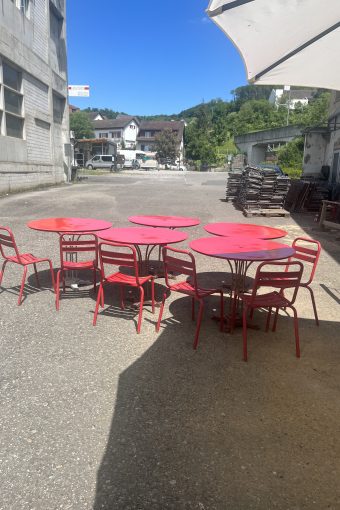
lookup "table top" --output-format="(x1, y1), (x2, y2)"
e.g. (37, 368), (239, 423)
(204, 222), (287, 239)
(128, 215), (200, 228)
(98, 227), (188, 246)
(190, 237), (295, 262)
(27, 217), (112, 233)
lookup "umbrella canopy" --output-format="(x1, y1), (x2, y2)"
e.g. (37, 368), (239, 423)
(207, 0), (340, 90)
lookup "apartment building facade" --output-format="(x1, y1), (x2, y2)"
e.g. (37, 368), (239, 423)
(0, 0), (69, 193)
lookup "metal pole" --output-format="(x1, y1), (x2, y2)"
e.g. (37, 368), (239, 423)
(286, 88), (292, 126)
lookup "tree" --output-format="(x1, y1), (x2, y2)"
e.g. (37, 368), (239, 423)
(154, 129), (179, 162)
(277, 137), (304, 168)
(70, 111), (94, 139)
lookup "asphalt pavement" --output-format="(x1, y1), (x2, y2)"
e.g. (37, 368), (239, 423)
(0, 172), (340, 510)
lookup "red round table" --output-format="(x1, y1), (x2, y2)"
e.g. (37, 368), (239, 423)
(190, 236), (295, 330)
(27, 218), (112, 288)
(99, 227), (188, 274)
(28, 217), (112, 233)
(128, 215), (200, 229)
(204, 222), (287, 239)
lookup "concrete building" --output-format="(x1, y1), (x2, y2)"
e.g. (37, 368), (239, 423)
(303, 91), (340, 185)
(0, 0), (69, 194)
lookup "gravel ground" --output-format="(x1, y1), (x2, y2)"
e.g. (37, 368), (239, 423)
(0, 172), (340, 510)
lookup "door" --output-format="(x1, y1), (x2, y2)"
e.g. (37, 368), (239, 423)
(331, 152), (339, 184)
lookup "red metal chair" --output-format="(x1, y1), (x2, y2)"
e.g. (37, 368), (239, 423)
(289, 237), (321, 325)
(56, 233), (99, 310)
(156, 246), (224, 349)
(0, 225), (55, 305)
(239, 261), (304, 361)
(93, 241), (155, 333)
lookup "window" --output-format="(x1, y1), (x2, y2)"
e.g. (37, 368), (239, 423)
(145, 131), (152, 138)
(6, 114), (23, 138)
(20, 0), (29, 15)
(0, 61), (24, 139)
(12, 0), (30, 16)
(99, 133), (108, 138)
(52, 93), (65, 124)
(110, 131), (121, 139)
(4, 89), (22, 115)
(102, 156), (112, 162)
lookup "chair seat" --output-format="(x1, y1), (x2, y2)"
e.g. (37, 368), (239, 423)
(240, 291), (291, 308)
(62, 260), (96, 270)
(105, 271), (152, 286)
(7, 253), (47, 265)
(170, 279), (220, 298)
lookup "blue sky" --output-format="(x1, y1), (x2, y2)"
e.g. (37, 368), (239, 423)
(66, 0), (247, 115)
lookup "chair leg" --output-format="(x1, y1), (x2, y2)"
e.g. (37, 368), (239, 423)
(242, 305), (248, 361)
(119, 285), (125, 310)
(307, 285), (319, 326)
(93, 283), (104, 326)
(151, 279), (155, 313)
(272, 308), (279, 332)
(18, 266), (28, 305)
(47, 260), (55, 292)
(191, 297), (195, 321)
(265, 307), (272, 332)
(56, 270), (61, 310)
(0, 260), (8, 285)
(290, 305), (300, 358)
(230, 290), (238, 333)
(156, 291), (167, 332)
(93, 268), (97, 292)
(193, 300), (204, 350)
(137, 285), (144, 334)
(33, 263), (40, 288)
(219, 290), (224, 332)
(100, 282), (104, 307)
(62, 269), (66, 293)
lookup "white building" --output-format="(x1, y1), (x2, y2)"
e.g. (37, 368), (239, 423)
(93, 116), (139, 150)
(0, 0), (70, 193)
(269, 88), (314, 110)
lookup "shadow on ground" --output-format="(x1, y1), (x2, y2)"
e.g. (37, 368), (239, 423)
(93, 297), (340, 509)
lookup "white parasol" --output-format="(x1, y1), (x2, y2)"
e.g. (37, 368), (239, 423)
(206, 0), (340, 90)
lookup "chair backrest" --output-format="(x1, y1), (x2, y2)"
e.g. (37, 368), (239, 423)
(291, 237), (321, 285)
(59, 233), (98, 266)
(0, 226), (21, 262)
(162, 246), (199, 294)
(251, 260), (304, 306)
(98, 241), (140, 284)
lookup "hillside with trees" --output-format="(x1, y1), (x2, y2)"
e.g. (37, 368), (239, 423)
(72, 85), (331, 169)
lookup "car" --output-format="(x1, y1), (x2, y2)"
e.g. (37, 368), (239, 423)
(85, 154), (115, 170)
(85, 154), (124, 171)
(258, 163), (285, 176)
(123, 159), (141, 169)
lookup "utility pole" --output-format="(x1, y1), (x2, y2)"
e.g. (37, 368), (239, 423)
(284, 85), (291, 126)
(286, 87), (292, 126)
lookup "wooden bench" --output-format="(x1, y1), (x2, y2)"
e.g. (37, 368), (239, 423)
(319, 200), (340, 230)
